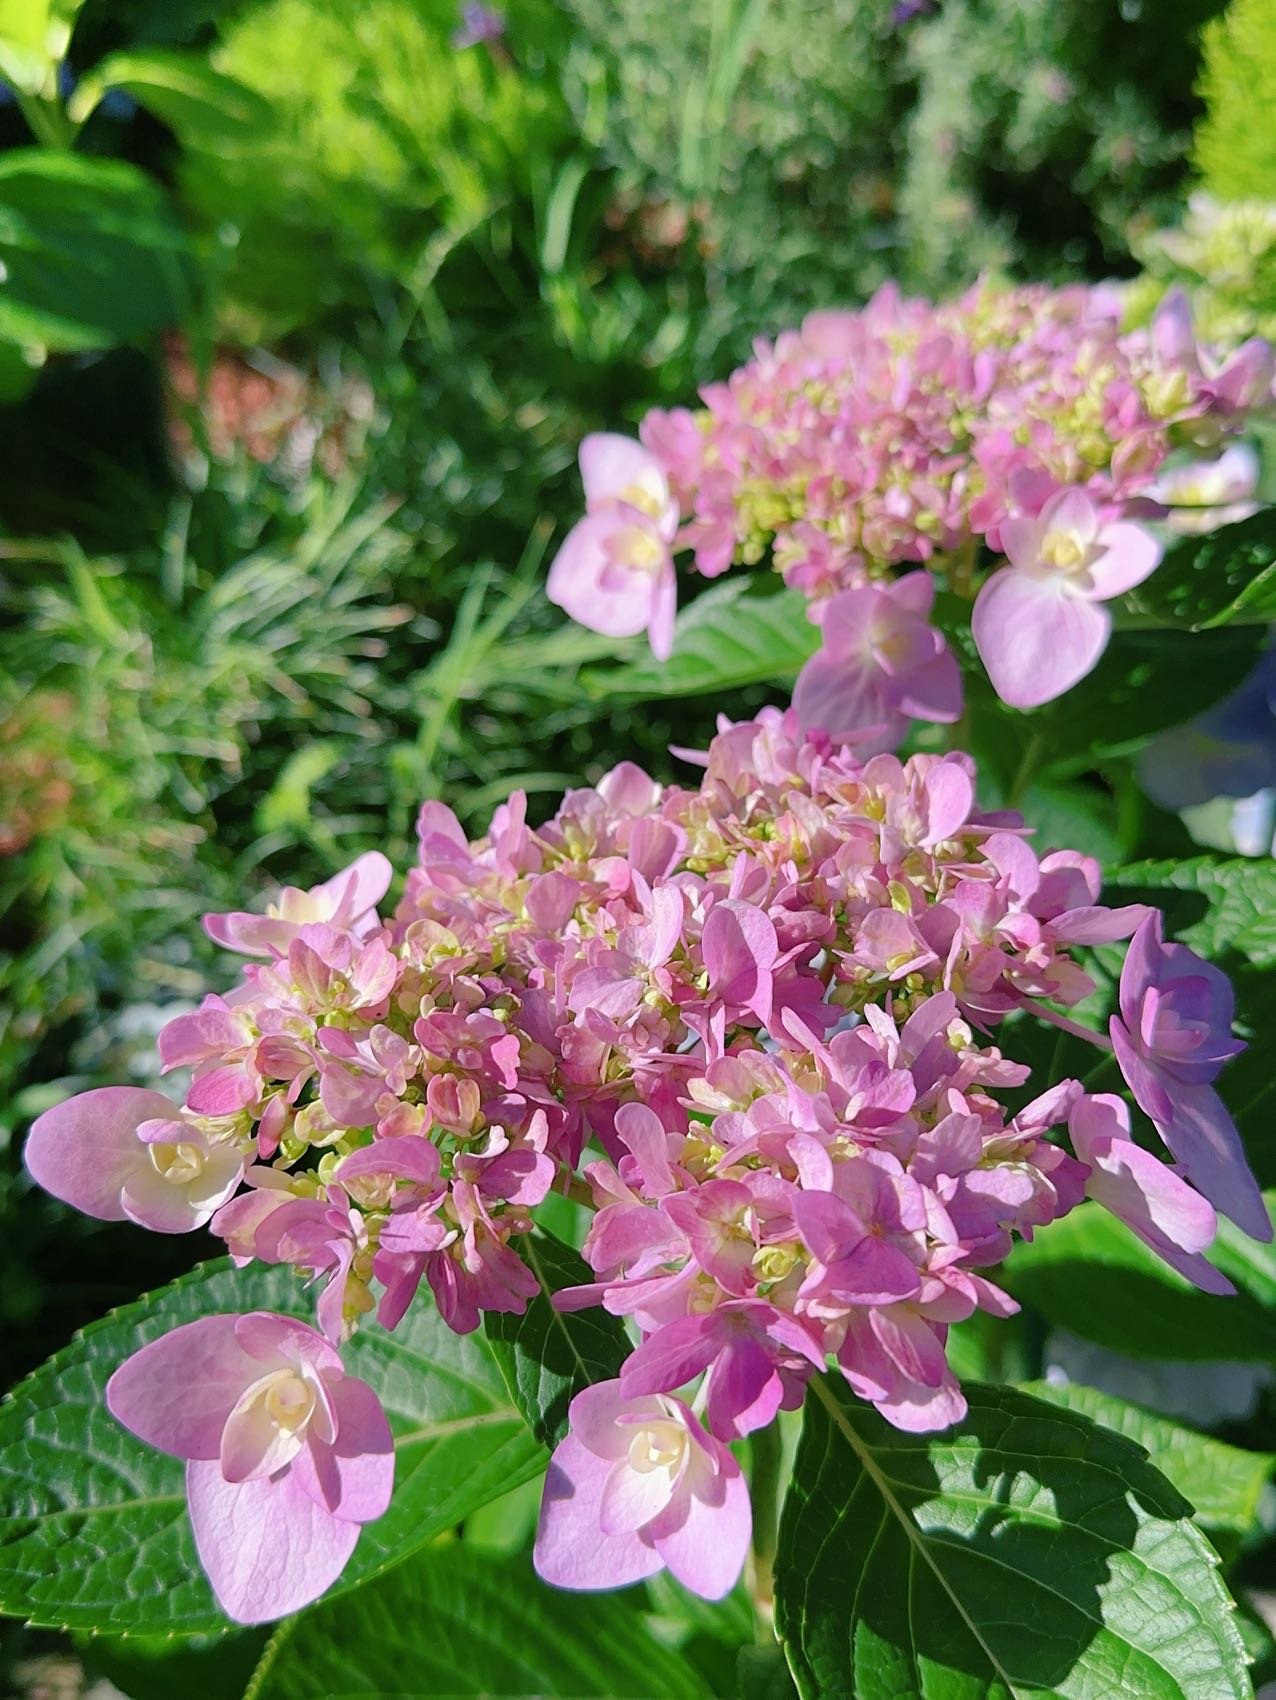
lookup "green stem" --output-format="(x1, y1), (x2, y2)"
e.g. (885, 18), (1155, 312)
(15, 90), (76, 149)
(747, 1420), (784, 1640)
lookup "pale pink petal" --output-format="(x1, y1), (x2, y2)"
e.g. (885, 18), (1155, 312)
(233, 1311), (345, 1375)
(185, 1458), (360, 1624)
(651, 1449), (751, 1600)
(599, 1451), (679, 1535)
(291, 1375), (394, 1522)
(546, 511), (665, 639)
(793, 647), (896, 746)
(701, 899), (778, 1024)
(1080, 523), (1163, 600)
(24, 1087), (171, 1221)
(220, 1379), (309, 1482)
(120, 1161), (218, 1234)
(1039, 486), (1099, 546)
(106, 1316), (254, 1459)
(579, 433), (666, 513)
(972, 569), (1109, 708)
(874, 1374), (967, 1433)
(320, 851), (394, 927)
(647, 560), (677, 661)
(533, 1434), (663, 1591)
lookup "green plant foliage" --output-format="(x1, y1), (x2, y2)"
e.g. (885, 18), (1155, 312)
(244, 1545), (712, 1700)
(1196, 0), (1276, 203)
(0, 1259), (543, 1634)
(0, 150), (191, 358)
(1129, 509), (1276, 629)
(1021, 1381), (1274, 1535)
(1004, 1201), (1276, 1361)
(178, 0), (575, 337)
(774, 1377), (1250, 1700)
(484, 1230), (629, 1448)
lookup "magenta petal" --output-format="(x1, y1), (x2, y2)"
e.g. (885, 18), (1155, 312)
(106, 1315), (253, 1459)
(652, 1452), (751, 1600)
(533, 1434), (663, 1591)
(292, 1374), (394, 1523)
(24, 1086), (173, 1220)
(972, 570), (1110, 708)
(185, 1457), (360, 1624)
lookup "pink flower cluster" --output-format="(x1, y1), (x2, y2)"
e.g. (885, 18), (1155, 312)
(26, 711), (1266, 1620)
(550, 282), (1272, 711)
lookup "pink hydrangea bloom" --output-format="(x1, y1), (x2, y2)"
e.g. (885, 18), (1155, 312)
(533, 1380), (750, 1598)
(106, 1312), (393, 1622)
(27, 708), (1263, 1615)
(793, 574), (962, 748)
(24, 1086), (244, 1233)
(546, 434), (679, 660)
(971, 487), (1162, 708)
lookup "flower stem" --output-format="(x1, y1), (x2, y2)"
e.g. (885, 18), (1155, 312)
(747, 1420), (784, 1640)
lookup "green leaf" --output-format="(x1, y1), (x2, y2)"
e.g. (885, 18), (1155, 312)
(1003, 1201), (1276, 1362)
(244, 1545), (712, 1700)
(1106, 856), (1276, 968)
(775, 1377), (1250, 1700)
(589, 581), (819, 699)
(0, 1259), (543, 1635)
(484, 1230), (629, 1448)
(0, 151), (191, 355)
(67, 49), (274, 142)
(1128, 508), (1276, 630)
(1021, 1381), (1273, 1534)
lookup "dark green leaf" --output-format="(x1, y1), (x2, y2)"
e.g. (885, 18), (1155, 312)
(0, 1259), (543, 1634)
(1003, 1201), (1276, 1361)
(484, 1230), (629, 1448)
(775, 1377), (1249, 1700)
(244, 1545), (712, 1700)
(0, 151), (191, 355)
(1021, 1381), (1273, 1534)
(1128, 508), (1276, 630)
(589, 582), (818, 699)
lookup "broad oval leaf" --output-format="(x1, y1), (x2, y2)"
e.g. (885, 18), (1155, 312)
(589, 582), (819, 699)
(0, 151), (192, 355)
(245, 1544), (712, 1700)
(67, 49), (274, 142)
(0, 1258), (543, 1634)
(1021, 1381), (1273, 1536)
(1128, 508), (1276, 631)
(484, 1229), (629, 1448)
(775, 1377), (1250, 1700)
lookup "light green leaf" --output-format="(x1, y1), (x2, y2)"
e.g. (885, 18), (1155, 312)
(589, 582), (818, 699)
(1128, 508), (1276, 630)
(1106, 856), (1276, 968)
(484, 1230), (629, 1448)
(0, 1259), (543, 1635)
(0, 150), (191, 355)
(1021, 1381), (1273, 1534)
(775, 1377), (1250, 1700)
(66, 49), (274, 141)
(1003, 1201), (1276, 1362)
(244, 1545), (712, 1700)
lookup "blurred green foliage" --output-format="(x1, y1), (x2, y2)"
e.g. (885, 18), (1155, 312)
(1196, 0), (1276, 203)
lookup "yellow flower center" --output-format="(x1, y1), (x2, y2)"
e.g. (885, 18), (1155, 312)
(150, 1141), (207, 1186)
